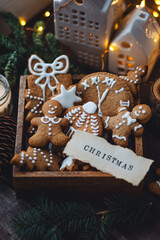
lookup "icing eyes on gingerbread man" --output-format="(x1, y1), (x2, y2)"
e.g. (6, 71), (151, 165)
(103, 104), (152, 147)
(29, 100), (69, 147)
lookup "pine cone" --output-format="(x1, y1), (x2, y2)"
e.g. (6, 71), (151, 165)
(0, 116), (16, 181)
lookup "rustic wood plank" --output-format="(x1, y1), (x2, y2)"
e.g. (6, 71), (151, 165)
(14, 76), (26, 155)
(135, 136), (143, 156)
(0, 180), (29, 240)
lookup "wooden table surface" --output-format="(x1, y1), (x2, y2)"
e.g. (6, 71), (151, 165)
(0, 128), (160, 240)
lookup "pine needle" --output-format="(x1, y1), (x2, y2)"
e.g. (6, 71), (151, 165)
(11, 194), (152, 240)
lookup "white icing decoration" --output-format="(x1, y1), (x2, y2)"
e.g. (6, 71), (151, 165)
(156, 181), (160, 188)
(26, 89), (44, 115)
(48, 110), (55, 114)
(122, 112), (136, 126)
(92, 129), (99, 133)
(142, 110), (146, 114)
(102, 77), (116, 88)
(77, 119), (84, 125)
(66, 126), (76, 138)
(112, 135), (127, 141)
(59, 156), (73, 170)
(28, 54), (69, 101)
(134, 111), (140, 117)
(41, 116), (62, 124)
(115, 88), (124, 95)
(79, 117), (86, 122)
(81, 79), (90, 90)
(51, 85), (82, 109)
(91, 115), (97, 119)
(91, 126), (99, 130)
(91, 122), (98, 126)
(119, 107), (126, 112)
(134, 124), (142, 132)
(83, 102), (97, 114)
(91, 76), (100, 85)
(120, 100), (130, 107)
(97, 86), (109, 116)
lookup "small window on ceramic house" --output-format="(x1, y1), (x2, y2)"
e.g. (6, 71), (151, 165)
(74, 0), (84, 5)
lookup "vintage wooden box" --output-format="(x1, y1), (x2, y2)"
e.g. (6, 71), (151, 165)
(13, 75), (144, 197)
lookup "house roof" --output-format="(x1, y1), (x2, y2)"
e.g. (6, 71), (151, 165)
(90, 0), (113, 12)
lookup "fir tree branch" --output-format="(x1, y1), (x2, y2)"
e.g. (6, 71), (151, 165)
(11, 194), (152, 240)
(1, 12), (26, 47)
(0, 53), (11, 69)
(0, 35), (16, 50)
(33, 21), (45, 48)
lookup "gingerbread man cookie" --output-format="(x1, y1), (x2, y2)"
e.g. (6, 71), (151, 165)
(64, 101), (103, 138)
(25, 54), (72, 122)
(29, 100), (69, 147)
(103, 104), (152, 147)
(11, 146), (61, 171)
(77, 65), (147, 117)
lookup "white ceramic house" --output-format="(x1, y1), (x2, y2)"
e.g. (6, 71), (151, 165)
(54, 0), (124, 70)
(108, 6), (160, 81)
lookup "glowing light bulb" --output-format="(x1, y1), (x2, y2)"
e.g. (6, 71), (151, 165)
(158, 6), (160, 11)
(109, 45), (118, 51)
(64, 27), (68, 30)
(136, 0), (145, 8)
(37, 26), (44, 32)
(112, 0), (118, 5)
(153, 11), (159, 17)
(20, 19), (26, 26)
(155, 0), (160, 5)
(114, 23), (119, 30)
(140, 0), (145, 7)
(44, 11), (50, 17)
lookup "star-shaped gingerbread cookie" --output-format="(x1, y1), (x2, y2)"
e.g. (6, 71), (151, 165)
(51, 84), (82, 109)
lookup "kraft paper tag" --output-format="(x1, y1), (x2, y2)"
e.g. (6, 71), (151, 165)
(63, 131), (154, 186)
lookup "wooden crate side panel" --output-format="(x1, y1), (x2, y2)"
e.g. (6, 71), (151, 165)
(13, 171), (143, 196)
(13, 76), (27, 176)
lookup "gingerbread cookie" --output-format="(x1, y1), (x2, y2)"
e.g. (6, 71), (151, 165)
(59, 156), (95, 171)
(25, 54), (72, 122)
(27, 125), (37, 136)
(51, 83), (82, 109)
(59, 156), (80, 171)
(64, 101), (103, 137)
(11, 146), (60, 171)
(29, 100), (69, 147)
(149, 168), (160, 195)
(103, 104), (152, 147)
(149, 180), (160, 195)
(77, 65), (147, 117)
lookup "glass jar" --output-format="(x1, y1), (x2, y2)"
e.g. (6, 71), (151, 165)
(0, 74), (12, 116)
